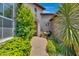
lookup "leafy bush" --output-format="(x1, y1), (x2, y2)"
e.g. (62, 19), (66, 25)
(47, 37), (76, 56)
(60, 43), (76, 56)
(0, 37), (31, 56)
(54, 3), (79, 55)
(16, 4), (36, 40)
(47, 39), (60, 56)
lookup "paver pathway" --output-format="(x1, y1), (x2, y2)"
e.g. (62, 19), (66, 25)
(30, 36), (48, 56)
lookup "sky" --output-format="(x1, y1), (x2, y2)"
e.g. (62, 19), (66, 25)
(40, 3), (60, 13)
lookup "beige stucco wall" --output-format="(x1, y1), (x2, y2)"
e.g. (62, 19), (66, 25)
(41, 15), (54, 32)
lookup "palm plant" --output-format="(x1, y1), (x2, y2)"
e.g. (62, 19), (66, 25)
(55, 3), (79, 55)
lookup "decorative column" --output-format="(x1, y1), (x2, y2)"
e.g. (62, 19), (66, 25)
(36, 18), (41, 36)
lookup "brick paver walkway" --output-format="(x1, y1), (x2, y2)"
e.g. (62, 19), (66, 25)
(30, 36), (48, 56)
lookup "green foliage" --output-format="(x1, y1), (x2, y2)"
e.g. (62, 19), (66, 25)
(47, 39), (60, 56)
(16, 4), (35, 40)
(55, 3), (79, 55)
(0, 37), (31, 56)
(47, 38), (76, 56)
(60, 43), (76, 56)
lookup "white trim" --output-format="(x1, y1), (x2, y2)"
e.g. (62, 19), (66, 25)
(0, 15), (14, 21)
(13, 3), (15, 36)
(0, 37), (13, 43)
(2, 16), (3, 38)
(1, 3), (4, 39)
(2, 27), (13, 29)
(3, 3), (4, 16)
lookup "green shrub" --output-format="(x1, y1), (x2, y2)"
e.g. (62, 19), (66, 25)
(60, 43), (76, 56)
(47, 37), (76, 56)
(47, 39), (60, 56)
(0, 37), (31, 56)
(16, 4), (36, 40)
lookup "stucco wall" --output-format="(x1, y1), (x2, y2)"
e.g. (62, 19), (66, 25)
(41, 15), (54, 32)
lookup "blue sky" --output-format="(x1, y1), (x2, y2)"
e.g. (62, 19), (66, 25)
(40, 3), (60, 13)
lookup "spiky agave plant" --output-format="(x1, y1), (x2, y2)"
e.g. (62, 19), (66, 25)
(56, 3), (79, 55)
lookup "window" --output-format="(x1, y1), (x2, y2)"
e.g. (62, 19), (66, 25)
(34, 8), (37, 17)
(34, 8), (37, 12)
(4, 3), (13, 19)
(3, 28), (13, 38)
(3, 18), (13, 38)
(0, 18), (2, 27)
(0, 3), (15, 39)
(46, 22), (49, 26)
(3, 19), (13, 28)
(0, 18), (2, 39)
(0, 28), (2, 39)
(0, 3), (3, 15)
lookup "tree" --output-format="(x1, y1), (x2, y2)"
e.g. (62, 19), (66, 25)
(16, 4), (36, 40)
(55, 4), (79, 55)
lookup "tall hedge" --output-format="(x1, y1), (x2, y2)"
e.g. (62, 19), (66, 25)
(16, 4), (36, 40)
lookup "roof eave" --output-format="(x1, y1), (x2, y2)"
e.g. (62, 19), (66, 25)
(33, 3), (45, 10)
(41, 13), (57, 15)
